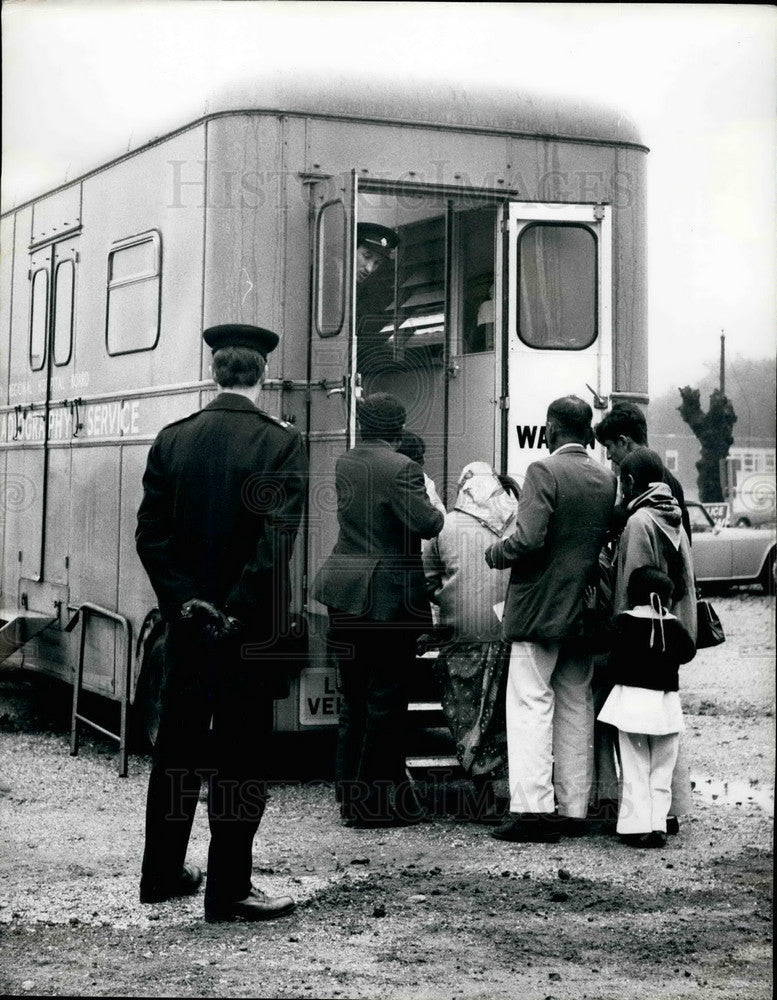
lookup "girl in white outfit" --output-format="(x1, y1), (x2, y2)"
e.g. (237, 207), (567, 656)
(598, 566), (696, 848)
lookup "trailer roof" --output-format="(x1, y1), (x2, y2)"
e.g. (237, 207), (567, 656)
(3, 75), (645, 215)
(213, 75), (646, 149)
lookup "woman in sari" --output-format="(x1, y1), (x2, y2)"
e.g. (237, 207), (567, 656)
(423, 462), (519, 820)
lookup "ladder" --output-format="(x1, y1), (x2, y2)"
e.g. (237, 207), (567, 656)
(405, 649), (459, 773)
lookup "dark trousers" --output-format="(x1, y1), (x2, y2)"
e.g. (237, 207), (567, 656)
(328, 615), (419, 822)
(142, 620), (272, 906)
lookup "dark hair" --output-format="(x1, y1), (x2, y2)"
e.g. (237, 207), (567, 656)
(620, 447), (664, 493)
(627, 566), (674, 607)
(396, 431), (425, 465)
(212, 346), (266, 388)
(594, 403), (648, 446)
(546, 395), (593, 442)
(356, 392), (406, 441)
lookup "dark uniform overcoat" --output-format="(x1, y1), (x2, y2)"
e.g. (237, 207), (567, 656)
(135, 391), (306, 907)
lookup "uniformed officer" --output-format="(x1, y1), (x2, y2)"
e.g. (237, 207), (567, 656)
(136, 323), (307, 922)
(356, 222), (398, 284)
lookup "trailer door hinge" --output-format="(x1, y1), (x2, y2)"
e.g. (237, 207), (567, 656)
(498, 395), (510, 410)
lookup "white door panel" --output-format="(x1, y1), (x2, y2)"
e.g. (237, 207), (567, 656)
(503, 202), (612, 485)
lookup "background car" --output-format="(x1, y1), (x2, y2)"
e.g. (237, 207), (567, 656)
(730, 508), (777, 529)
(688, 501), (776, 594)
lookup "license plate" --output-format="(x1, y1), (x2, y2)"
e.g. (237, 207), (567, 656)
(299, 667), (342, 726)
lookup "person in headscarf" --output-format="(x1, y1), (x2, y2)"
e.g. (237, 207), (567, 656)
(602, 447), (697, 834)
(423, 462), (520, 820)
(613, 449), (696, 636)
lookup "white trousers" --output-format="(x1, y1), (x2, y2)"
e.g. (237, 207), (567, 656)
(505, 641), (594, 819)
(617, 731), (680, 834)
(593, 721), (692, 816)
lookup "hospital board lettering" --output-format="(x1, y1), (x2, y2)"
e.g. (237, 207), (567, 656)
(3, 400), (142, 442)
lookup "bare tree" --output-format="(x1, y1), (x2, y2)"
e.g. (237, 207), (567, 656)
(677, 387), (737, 502)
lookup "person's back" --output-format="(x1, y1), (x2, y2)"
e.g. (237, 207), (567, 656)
(425, 462), (517, 641)
(333, 441), (438, 558)
(312, 393), (443, 828)
(495, 446), (616, 642)
(135, 324), (306, 924)
(142, 398), (303, 616)
(486, 395), (618, 841)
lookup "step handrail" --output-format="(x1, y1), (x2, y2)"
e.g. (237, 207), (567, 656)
(66, 603), (133, 777)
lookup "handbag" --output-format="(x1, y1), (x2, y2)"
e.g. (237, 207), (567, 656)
(696, 599), (725, 648)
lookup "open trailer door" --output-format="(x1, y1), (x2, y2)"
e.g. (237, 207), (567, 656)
(502, 201), (612, 484)
(296, 170), (358, 730)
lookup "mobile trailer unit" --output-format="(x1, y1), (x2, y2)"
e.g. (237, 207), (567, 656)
(0, 78), (648, 750)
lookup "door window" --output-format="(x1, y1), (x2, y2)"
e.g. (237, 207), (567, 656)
(314, 200), (347, 338)
(517, 223), (597, 350)
(30, 268), (49, 371)
(53, 259), (75, 366)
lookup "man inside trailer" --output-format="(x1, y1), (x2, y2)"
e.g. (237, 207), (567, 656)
(355, 222), (398, 286)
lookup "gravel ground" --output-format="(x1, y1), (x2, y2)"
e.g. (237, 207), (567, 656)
(0, 591), (773, 999)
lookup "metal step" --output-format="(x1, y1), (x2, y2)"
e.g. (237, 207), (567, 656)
(405, 755), (460, 769)
(0, 608), (56, 665)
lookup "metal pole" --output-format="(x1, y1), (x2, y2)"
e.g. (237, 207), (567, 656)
(720, 331), (725, 394)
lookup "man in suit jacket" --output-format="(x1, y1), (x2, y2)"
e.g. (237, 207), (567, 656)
(485, 396), (616, 842)
(312, 393), (444, 828)
(136, 323), (307, 922)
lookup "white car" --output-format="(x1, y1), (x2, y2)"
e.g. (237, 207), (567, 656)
(688, 501), (776, 594)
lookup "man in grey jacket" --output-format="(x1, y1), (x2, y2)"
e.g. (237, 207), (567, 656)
(485, 396), (616, 842)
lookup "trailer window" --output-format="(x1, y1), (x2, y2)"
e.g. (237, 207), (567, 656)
(30, 268), (49, 371)
(517, 223), (596, 350)
(315, 200), (347, 338)
(106, 232), (161, 355)
(53, 259), (75, 366)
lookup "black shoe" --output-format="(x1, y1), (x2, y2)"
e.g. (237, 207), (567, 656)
(646, 830), (667, 849)
(557, 817), (587, 838)
(490, 814), (561, 844)
(205, 887), (296, 923)
(140, 863), (203, 904)
(666, 816), (680, 835)
(619, 833), (652, 849)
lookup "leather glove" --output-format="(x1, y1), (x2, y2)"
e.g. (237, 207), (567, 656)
(178, 598), (240, 644)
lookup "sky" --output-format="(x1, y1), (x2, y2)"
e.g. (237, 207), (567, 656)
(2, 1), (775, 398)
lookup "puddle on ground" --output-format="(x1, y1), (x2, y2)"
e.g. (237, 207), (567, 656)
(691, 776), (774, 812)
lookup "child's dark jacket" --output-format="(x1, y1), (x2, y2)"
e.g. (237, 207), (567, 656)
(607, 611), (696, 693)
